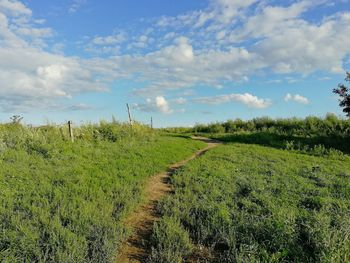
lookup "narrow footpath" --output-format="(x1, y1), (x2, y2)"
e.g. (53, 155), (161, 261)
(116, 137), (221, 263)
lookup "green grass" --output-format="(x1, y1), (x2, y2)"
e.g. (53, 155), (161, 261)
(150, 142), (350, 262)
(209, 132), (350, 156)
(0, 123), (205, 263)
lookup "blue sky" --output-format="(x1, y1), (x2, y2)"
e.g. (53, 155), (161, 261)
(0, 0), (350, 127)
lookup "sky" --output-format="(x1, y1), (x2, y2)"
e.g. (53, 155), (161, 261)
(0, 0), (350, 127)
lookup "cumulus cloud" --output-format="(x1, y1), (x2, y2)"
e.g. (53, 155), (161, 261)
(1, 0), (350, 114)
(193, 93), (271, 109)
(255, 12), (350, 74)
(56, 0), (350, 104)
(0, 1), (109, 112)
(155, 96), (172, 113)
(228, 0), (314, 42)
(0, 0), (31, 16)
(158, 37), (194, 64)
(284, 93), (310, 104)
(84, 1), (350, 97)
(0, 49), (107, 109)
(113, 39), (258, 96)
(133, 96), (173, 114)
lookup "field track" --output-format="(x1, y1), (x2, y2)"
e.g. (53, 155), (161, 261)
(116, 137), (222, 263)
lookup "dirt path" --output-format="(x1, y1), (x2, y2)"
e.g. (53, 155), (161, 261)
(116, 137), (221, 263)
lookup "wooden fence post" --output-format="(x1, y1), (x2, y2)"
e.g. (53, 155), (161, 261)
(126, 103), (133, 125)
(68, 121), (74, 142)
(151, 117), (153, 129)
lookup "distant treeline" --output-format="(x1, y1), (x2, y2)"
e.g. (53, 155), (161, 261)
(166, 114), (350, 137)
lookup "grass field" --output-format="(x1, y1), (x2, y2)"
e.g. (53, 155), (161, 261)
(149, 141), (350, 262)
(0, 123), (205, 263)
(1, 121), (350, 263)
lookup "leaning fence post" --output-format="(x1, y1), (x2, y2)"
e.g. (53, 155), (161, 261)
(68, 121), (74, 142)
(126, 103), (133, 125)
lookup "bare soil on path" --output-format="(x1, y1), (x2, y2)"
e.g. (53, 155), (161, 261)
(116, 137), (221, 263)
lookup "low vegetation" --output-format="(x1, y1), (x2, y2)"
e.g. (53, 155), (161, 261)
(149, 142), (350, 262)
(192, 114), (350, 137)
(165, 114), (350, 155)
(210, 132), (349, 157)
(2, 115), (350, 263)
(0, 122), (205, 263)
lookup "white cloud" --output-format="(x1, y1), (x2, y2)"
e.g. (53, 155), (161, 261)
(148, 1), (350, 76)
(194, 93), (271, 109)
(15, 26), (52, 38)
(255, 12), (350, 74)
(158, 37), (194, 64)
(127, 35), (150, 50)
(56, 0), (350, 104)
(0, 0), (31, 16)
(285, 77), (300, 84)
(267, 79), (282, 84)
(69, 0), (87, 13)
(194, 0), (258, 28)
(0, 1), (109, 112)
(318, 76), (332, 81)
(92, 33), (126, 45)
(228, 0), (314, 42)
(172, 97), (187, 105)
(139, 35), (148, 42)
(1, 0), (350, 114)
(112, 39), (258, 96)
(64, 103), (94, 111)
(216, 30), (226, 40)
(163, 32), (176, 40)
(211, 0), (258, 24)
(155, 96), (172, 113)
(155, 0), (257, 31)
(284, 93), (310, 104)
(87, 1), (350, 97)
(0, 49), (107, 103)
(133, 96), (173, 114)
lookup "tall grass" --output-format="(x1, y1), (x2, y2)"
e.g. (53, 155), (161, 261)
(149, 143), (350, 262)
(192, 114), (350, 137)
(0, 122), (205, 263)
(164, 114), (350, 155)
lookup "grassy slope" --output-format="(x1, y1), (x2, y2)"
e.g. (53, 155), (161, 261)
(209, 132), (350, 155)
(149, 143), (350, 263)
(0, 124), (205, 263)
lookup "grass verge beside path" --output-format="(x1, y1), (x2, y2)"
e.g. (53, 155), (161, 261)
(0, 123), (205, 263)
(149, 143), (350, 262)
